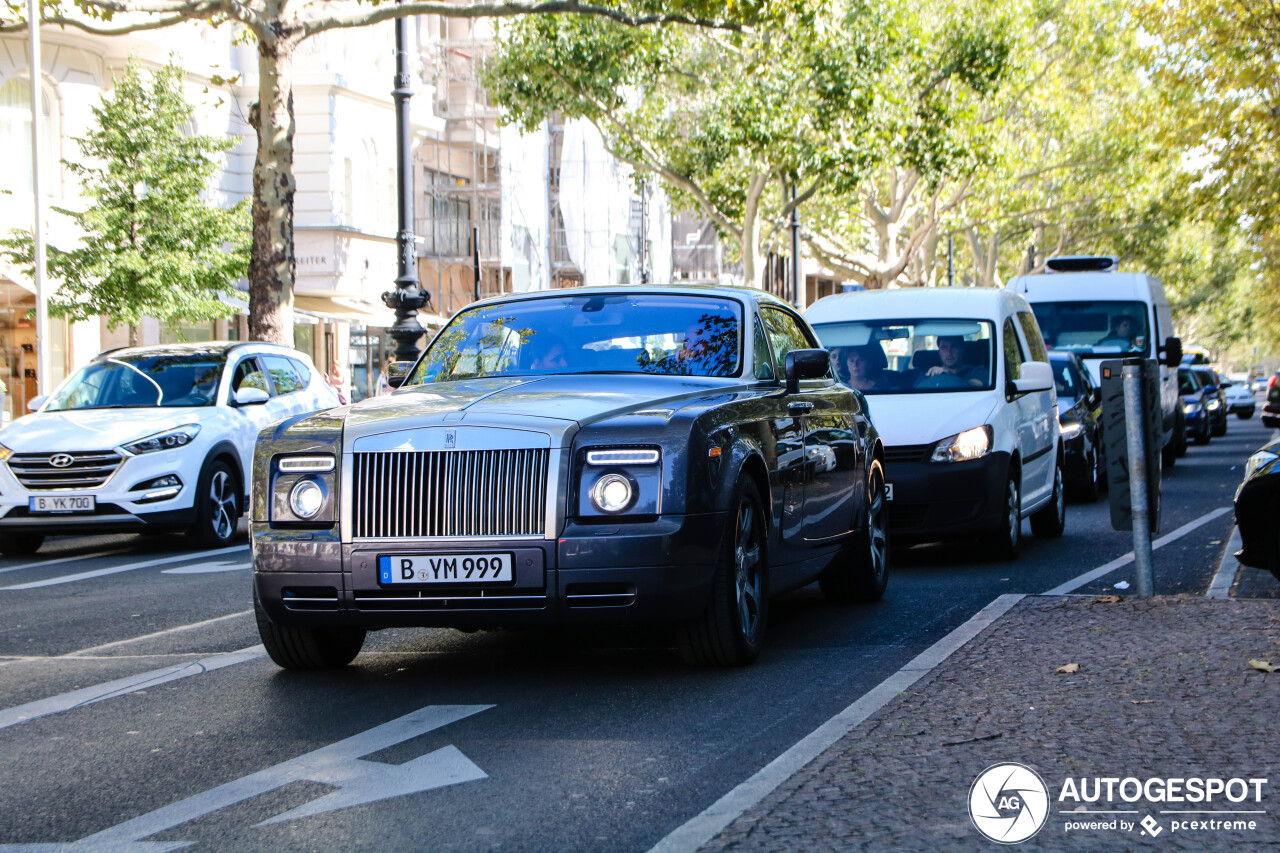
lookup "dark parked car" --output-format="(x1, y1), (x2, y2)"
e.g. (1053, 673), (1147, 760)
(1179, 367), (1212, 445)
(252, 286), (888, 669)
(1235, 437), (1280, 581)
(1191, 367), (1229, 437)
(1049, 351), (1104, 501)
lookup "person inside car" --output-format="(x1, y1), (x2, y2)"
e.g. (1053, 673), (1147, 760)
(920, 335), (985, 388)
(1097, 314), (1139, 350)
(844, 344), (894, 392)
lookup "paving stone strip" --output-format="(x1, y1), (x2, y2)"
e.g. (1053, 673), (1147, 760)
(701, 596), (1280, 852)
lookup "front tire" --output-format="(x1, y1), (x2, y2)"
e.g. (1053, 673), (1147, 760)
(820, 462), (889, 603)
(189, 460), (239, 548)
(0, 533), (44, 556)
(1031, 464), (1066, 538)
(678, 478), (768, 666)
(254, 584), (366, 669)
(989, 472), (1021, 561)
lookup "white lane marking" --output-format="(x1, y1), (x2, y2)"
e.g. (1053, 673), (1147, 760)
(65, 610), (254, 656)
(161, 560), (252, 575)
(646, 594), (1025, 853)
(1, 705), (492, 851)
(0, 645), (265, 731)
(0, 548), (131, 575)
(1041, 506), (1233, 595)
(1206, 525), (1244, 599)
(0, 545), (249, 590)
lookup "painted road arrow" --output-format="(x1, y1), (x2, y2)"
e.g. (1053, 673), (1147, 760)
(0, 704), (492, 851)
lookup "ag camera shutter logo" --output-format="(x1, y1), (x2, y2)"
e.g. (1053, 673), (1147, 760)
(969, 763), (1050, 844)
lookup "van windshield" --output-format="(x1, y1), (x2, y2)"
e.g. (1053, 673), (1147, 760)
(810, 319), (995, 394)
(1027, 301), (1150, 358)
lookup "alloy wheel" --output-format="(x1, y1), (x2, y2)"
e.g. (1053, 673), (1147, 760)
(734, 499), (763, 644)
(867, 473), (887, 582)
(209, 470), (236, 541)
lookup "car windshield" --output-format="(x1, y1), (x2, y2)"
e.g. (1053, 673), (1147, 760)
(1178, 369), (1200, 396)
(1028, 300), (1150, 357)
(410, 293), (743, 383)
(810, 318), (996, 394)
(44, 355), (225, 411)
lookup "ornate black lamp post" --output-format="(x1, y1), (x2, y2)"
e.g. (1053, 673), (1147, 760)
(381, 1), (430, 363)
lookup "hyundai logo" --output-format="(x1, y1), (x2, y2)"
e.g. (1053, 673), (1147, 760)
(48, 454), (75, 468)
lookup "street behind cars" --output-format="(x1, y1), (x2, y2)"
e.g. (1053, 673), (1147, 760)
(0, 342), (338, 555)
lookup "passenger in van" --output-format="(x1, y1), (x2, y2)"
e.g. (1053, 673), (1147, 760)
(921, 335), (985, 388)
(843, 344), (894, 392)
(1097, 314), (1139, 350)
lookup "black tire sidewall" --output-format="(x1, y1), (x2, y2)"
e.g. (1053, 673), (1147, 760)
(191, 459), (238, 548)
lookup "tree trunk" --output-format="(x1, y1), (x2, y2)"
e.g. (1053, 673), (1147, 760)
(248, 34), (297, 345)
(740, 174), (769, 287)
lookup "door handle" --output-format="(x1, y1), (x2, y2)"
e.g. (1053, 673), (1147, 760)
(787, 401), (815, 416)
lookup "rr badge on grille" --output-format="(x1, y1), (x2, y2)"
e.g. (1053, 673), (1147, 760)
(444, 429), (456, 449)
(49, 454), (74, 468)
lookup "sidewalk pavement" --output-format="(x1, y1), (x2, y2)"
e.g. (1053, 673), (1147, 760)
(699, 595), (1280, 851)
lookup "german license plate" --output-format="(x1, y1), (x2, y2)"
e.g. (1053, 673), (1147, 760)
(884, 483), (894, 501)
(378, 553), (514, 585)
(29, 495), (95, 514)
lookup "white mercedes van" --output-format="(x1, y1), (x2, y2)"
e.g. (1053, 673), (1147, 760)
(1006, 256), (1184, 465)
(805, 288), (1063, 560)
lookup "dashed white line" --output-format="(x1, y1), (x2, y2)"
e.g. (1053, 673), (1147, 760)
(0, 547), (132, 575)
(0, 545), (249, 590)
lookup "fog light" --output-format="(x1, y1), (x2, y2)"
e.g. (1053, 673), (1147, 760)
(289, 480), (324, 519)
(589, 473), (634, 513)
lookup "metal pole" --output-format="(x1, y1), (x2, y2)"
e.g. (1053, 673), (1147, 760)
(28, 0), (49, 397)
(472, 224), (481, 301)
(637, 177), (649, 284)
(946, 235), (954, 287)
(789, 184), (800, 306)
(381, 1), (429, 364)
(1123, 360), (1155, 597)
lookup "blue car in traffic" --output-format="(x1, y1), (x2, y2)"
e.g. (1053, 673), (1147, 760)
(1179, 367), (1212, 445)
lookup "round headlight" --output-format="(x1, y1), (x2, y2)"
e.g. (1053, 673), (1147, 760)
(589, 473), (634, 513)
(289, 479), (324, 519)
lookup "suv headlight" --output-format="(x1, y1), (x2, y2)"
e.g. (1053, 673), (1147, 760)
(577, 445), (661, 519)
(931, 425), (993, 463)
(124, 425), (201, 455)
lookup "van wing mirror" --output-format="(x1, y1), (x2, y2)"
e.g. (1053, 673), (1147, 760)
(1162, 336), (1183, 368)
(1011, 361), (1054, 396)
(784, 349), (830, 394)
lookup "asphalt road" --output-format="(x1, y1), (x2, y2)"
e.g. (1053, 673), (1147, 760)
(0, 410), (1273, 852)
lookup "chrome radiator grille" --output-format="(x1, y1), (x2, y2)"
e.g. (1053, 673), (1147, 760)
(351, 449), (549, 538)
(9, 451), (123, 489)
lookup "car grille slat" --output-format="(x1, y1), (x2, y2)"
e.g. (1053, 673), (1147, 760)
(352, 448), (549, 539)
(883, 444), (931, 465)
(9, 451), (124, 490)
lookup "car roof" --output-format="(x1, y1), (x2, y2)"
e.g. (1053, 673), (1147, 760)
(804, 287), (1027, 323)
(92, 341), (303, 363)
(460, 283), (797, 313)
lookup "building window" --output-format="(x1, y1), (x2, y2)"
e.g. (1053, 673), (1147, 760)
(0, 78), (55, 196)
(419, 168), (471, 257)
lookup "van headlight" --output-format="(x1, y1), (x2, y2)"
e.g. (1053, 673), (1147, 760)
(931, 426), (993, 463)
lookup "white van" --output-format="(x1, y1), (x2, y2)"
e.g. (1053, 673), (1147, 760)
(1005, 256), (1184, 465)
(805, 288), (1063, 559)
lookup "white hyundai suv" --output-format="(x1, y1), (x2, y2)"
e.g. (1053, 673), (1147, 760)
(0, 342), (340, 555)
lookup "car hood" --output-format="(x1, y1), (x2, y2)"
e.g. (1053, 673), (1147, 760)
(0, 407), (208, 452)
(861, 392), (1000, 447)
(344, 374), (739, 433)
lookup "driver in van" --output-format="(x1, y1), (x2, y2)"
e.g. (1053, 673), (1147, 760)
(1097, 314), (1139, 350)
(923, 335), (985, 388)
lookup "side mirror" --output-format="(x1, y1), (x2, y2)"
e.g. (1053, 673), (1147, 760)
(1011, 361), (1054, 395)
(27, 395), (47, 413)
(1162, 336), (1183, 368)
(385, 361), (414, 389)
(784, 349), (830, 395)
(233, 386), (270, 406)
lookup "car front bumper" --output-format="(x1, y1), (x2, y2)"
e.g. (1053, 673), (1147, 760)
(253, 512), (728, 629)
(883, 451), (1011, 542)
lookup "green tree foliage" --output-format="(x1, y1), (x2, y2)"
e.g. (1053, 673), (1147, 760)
(0, 60), (249, 330)
(485, 0), (1013, 286)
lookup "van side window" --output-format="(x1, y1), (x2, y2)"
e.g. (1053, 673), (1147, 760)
(1016, 312), (1049, 362)
(1003, 318), (1026, 381)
